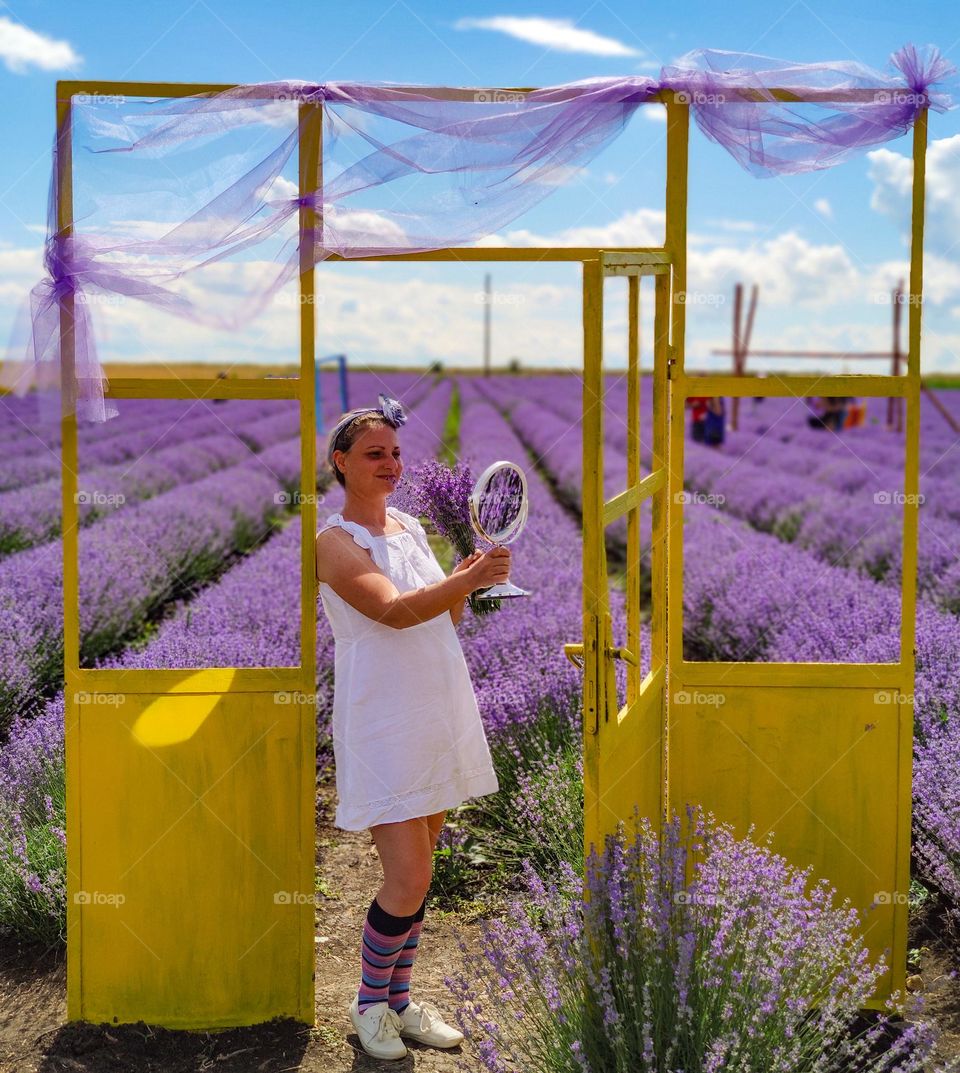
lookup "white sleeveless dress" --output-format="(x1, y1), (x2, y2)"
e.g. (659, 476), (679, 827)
(317, 506), (500, 831)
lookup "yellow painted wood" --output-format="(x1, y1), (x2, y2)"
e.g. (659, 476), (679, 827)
(327, 247), (671, 263)
(104, 378), (299, 400)
(68, 668), (311, 694)
(75, 691), (310, 1026)
(625, 274), (640, 711)
(57, 80), (898, 105)
(602, 469), (664, 526)
(675, 662), (910, 689)
(580, 93), (923, 1013)
(668, 685), (907, 1004)
(58, 88), (84, 1024)
(682, 373), (910, 397)
(62, 86), (320, 1028)
(297, 100), (322, 1021)
(582, 258), (669, 869)
(56, 76), (927, 1023)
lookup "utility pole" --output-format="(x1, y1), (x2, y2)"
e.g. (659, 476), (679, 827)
(483, 272), (491, 377)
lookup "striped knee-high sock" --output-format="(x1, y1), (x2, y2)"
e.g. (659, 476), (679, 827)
(388, 896), (426, 1014)
(357, 897), (417, 1014)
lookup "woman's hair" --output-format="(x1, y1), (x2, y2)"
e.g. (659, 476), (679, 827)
(326, 411), (392, 488)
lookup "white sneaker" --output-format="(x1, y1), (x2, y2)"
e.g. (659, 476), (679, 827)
(348, 994), (407, 1060)
(398, 998), (465, 1048)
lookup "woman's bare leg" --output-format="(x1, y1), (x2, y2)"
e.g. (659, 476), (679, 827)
(370, 808), (446, 917)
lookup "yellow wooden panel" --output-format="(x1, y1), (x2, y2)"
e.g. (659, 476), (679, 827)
(594, 668), (665, 850)
(72, 691), (313, 1027)
(103, 378), (299, 400)
(681, 374), (909, 398)
(668, 685), (909, 1007)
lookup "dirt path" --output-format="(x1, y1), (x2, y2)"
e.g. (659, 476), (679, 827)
(0, 781), (499, 1072)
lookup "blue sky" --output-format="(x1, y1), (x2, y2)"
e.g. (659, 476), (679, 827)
(1, 0), (959, 374)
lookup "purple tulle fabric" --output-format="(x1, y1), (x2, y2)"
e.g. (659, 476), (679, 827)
(1, 44), (954, 423)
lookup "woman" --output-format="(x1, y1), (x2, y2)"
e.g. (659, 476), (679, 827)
(315, 394), (508, 1061)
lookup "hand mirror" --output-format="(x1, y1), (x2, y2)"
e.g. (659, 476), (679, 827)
(468, 460), (531, 600)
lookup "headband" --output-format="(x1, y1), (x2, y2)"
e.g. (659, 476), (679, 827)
(327, 393), (407, 473)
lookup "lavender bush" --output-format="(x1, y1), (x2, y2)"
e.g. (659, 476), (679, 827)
(445, 806), (951, 1073)
(392, 456), (502, 616)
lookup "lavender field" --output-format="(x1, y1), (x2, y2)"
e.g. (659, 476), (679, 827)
(0, 371), (958, 1063)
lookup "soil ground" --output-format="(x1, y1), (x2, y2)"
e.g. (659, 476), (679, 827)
(0, 781), (501, 1072)
(1, 781), (959, 1072)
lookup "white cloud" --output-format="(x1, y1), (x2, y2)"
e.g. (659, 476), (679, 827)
(0, 16), (81, 74)
(688, 230), (860, 308)
(813, 198), (833, 219)
(477, 207), (665, 248)
(454, 16), (638, 57)
(867, 135), (960, 253)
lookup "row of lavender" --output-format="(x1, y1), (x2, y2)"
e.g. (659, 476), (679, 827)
(474, 373), (960, 934)
(0, 377), (454, 933)
(0, 369), (388, 470)
(0, 373), (434, 730)
(510, 373), (960, 613)
(0, 374), (625, 938)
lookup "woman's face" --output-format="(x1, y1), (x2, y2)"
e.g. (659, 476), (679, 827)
(336, 424), (403, 496)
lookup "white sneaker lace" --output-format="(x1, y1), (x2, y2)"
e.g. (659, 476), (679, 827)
(413, 999), (443, 1031)
(373, 1006), (404, 1043)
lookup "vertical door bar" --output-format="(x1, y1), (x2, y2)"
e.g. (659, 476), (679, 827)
(625, 275), (640, 709)
(582, 258), (604, 864)
(296, 98), (322, 1022)
(892, 106), (927, 992)
(58, 87), (82, 1022)
(664, 93), (689, 694)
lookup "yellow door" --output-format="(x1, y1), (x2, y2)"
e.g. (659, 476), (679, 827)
(577, 253), (672, 864)
(60, 95), (322, 1027)
(574, 102), (926, 1010)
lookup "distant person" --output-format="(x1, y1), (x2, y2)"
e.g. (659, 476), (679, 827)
(213, 370), (228, 405)
(703, 396), (726, 446)
(687, 396), (708, 442)
(808, 396), (847, 431)
(844, 398), (866, 428)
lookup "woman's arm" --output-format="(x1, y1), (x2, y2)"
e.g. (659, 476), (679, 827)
(317, 531), (506, 629)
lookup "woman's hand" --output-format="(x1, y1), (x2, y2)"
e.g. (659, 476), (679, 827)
(452, 550), (483, 576)
(465, 546), (511, 590)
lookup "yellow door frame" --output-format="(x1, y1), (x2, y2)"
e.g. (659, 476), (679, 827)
(52, 79), (924, 1024)
(580, 98), (925, 1010)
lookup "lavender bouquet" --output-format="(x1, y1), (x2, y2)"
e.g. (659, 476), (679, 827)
(392, 459), (502, 616)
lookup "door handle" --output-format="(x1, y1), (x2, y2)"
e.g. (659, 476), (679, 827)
(563, 643), (584, 670)
(609, 645), (637, 666)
